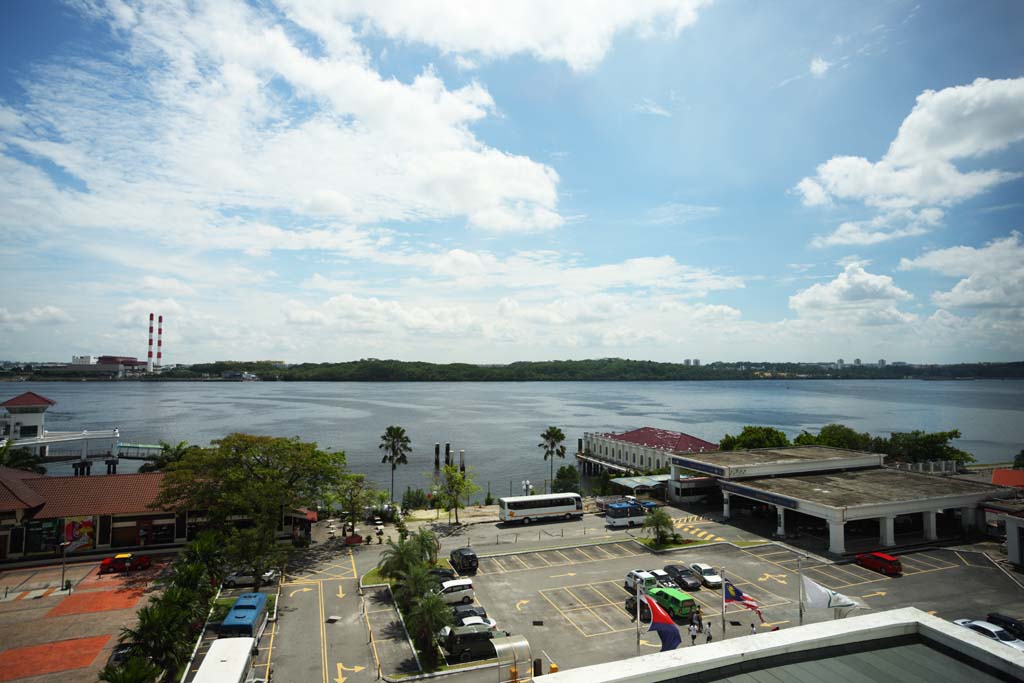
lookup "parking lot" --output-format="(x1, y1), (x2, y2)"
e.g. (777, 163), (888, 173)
(471, 540), (1024, 671)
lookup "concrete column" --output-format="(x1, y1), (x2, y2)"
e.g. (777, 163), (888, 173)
(722, 492), (731, 521)
(961, 506), (974, 531)
(923, 511), (938, 541)
(775, 506), (786, 538)
(880, 516), (896, 547)
(828, 520), (846, 555)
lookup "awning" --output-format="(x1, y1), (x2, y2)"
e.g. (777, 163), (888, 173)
(609, 474), (671, 491)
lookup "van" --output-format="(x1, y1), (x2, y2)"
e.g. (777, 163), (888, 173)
(436, 578), (475, 604)
(450, 547), (479, 573)
(854, 552), (902, 576)
(441, 624), (506, 662)
(624, 570), (659, 593)
(625, 587), (697, 621)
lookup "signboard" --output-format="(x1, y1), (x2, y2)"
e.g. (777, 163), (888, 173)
(671, 456), (725, 476)
(720, 481), (799, 510)
(64, 516), (95, 552)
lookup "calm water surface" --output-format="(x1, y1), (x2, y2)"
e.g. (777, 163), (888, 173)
(13, 380), (1024, 493)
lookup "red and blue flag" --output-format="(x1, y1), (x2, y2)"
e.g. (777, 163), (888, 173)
(724, 579), (763, 622)
(641, 594), (681, 651)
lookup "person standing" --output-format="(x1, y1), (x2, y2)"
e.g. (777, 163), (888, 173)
(706, 625), (713, 644)
(696, 606), (703, 630)
(750, 623), (757, 636)
(689, 623), (699, 645)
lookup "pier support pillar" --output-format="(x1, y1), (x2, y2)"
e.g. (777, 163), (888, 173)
(961, 506), (974, 532)
(923, 511), (938, 541)
(880, 515), (896, 547)
(828, 520), (846, 555)
(775, 506), (786, 538)
(722, 492), (731, 521)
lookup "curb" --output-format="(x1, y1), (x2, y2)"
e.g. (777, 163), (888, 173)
(383, 659), (499, 682)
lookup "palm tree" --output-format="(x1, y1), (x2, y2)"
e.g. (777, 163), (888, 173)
(118, 601), (191, 675)
(138, 440), (194, 473)
(642, 508), (675, 546)
(538, 426), (567, 493)
(154, 585), (206, 635)
(98, 656), (162, 683)
(377, 537), (422, 580)
(0, 440), (46, 474)
(406, 592), (453, 666)
(413, 527), (439, 566)
(379, 426), (412, 504)
(394, 563), (435, 613)
(179, 531), (227, 587)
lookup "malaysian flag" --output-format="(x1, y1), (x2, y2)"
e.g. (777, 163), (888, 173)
(723, 579), (763, 622)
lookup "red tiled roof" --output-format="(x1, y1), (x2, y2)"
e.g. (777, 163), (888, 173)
(1, 392), (56, 408)
(992, 469), (1024, 488)
(22, 472), (167, 519)
(602, 427), (719, 453)
(0, 467), (46, 511)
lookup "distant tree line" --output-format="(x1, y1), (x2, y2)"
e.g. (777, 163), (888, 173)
(148, 358), (1024, 382)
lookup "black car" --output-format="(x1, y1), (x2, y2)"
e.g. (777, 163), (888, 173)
(429, 567), (457, 583)
(452, 604), (488, 621)
(450, 547), (479, 573)
(988, 613), (1024, 640)
(663, 564), (702, 591)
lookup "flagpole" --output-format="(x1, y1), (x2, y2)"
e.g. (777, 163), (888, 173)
(720, 566), (726, 639)
(636, 584), (641, 655)
(798, 556), (804, 626)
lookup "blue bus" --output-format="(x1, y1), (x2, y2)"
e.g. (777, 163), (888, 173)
(220, 593), (269, 648)
(606, 502), (647, 528)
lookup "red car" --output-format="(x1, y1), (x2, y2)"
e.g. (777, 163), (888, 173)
(854, 552), (902, 576)
(99, 553), (152, 574)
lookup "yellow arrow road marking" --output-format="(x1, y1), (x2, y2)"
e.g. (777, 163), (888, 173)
(761, 620), (790, 628)
(334, 662), (366, 683)
(337, 585), (346, 599)
(550, 572), (577, 578)
(639, 639), (658, 648)
(289, 587), (313, 598)
(757, 573), (788, 585)
(515, 599), (530, 611)
(861, 591), (886, 598)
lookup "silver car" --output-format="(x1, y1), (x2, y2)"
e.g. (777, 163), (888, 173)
(954, 619), (1024, 651)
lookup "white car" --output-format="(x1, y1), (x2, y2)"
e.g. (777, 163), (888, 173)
(460, 616), (497, 629)
(953, 619), (1024, 651)
(689, 563), (723, 589)
(435, 578), (475, 605)
(649, 569), (675, 587)
(624, 570), (659, 593)
(223, 568), (280, 588)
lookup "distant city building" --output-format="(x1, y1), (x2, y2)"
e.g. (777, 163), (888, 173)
(71, 355), (95, 365)
(854, 358), (862, 366)
(836, 358), (845, 368)
(693, 359), (700, 367)
(891, 361), (908, 366)
(878, 358), (886, 367)
(683, 359), (691, 366)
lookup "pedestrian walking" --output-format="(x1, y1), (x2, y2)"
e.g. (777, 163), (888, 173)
(706, 627), (713, 644)
(696, 606), (703, 630)
(750, 623), (757, 636)
(689, 623), (698, 645)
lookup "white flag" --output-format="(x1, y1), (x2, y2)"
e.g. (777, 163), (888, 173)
(802, 575), (860, 609)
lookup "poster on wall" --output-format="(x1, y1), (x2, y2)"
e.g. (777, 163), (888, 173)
(64, 516), (95, 552)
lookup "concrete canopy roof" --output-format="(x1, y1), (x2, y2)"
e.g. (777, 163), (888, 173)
(701, 446), (873, 468)
(736, 468), (1009, 509)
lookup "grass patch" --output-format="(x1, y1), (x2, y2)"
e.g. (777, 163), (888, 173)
(361, 567), (390, 586)
(638, 537), (708, 550)
(210, 593), (278, 622)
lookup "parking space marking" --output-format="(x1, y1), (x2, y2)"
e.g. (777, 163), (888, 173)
(518, 553), (552, 569)
(955, 551), (997, 569)
(902, 554), (957, 571)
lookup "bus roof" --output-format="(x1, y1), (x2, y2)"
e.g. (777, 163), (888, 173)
(193, 638), (255, 683)
(499, 492), (581, 503)
(223, 592), (267, 628)
(607, 502), (638, 510)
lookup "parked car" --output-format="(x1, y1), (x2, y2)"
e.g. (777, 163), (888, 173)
(435, 578), (475, 604)
(99, 553), (152, 574)
(953, 619), (1024, 651)
(106, 642), (137, 668)
(452, 604), (488, 621)
(854, 552), (902, 576)
(649, 569), (675, 588)
(689, 563), (723, 589)
(450, 548), (479, 573)
(987, 613), (1024, 640)
(662, 564), (702, 591)
(440, 624), (508, 662)
(223, 568), (280, 588)
(429, 567), (457, 583)
(625, 587), (697, 622)
(624, 570), (659, 593)
(459, 615), (498, 630)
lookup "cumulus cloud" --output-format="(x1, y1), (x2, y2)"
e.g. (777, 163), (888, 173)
(899, 232), (1024, 309)
(141, 276), (196, 297)
(789, 263), (914, 324)
(795, 77), (1024, 245)
(810, 208), (943, 248)
(0, 306), (73, 327)
(809, 57), (831, 78)
(646, 202), (719, 225)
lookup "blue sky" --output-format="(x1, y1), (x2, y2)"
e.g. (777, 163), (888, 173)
(1, 0), (1022, 364)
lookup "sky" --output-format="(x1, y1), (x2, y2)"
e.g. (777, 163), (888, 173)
(0, 1), (1022, 365)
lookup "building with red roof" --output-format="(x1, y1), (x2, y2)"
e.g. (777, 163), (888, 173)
(991, 469), (1024, 489)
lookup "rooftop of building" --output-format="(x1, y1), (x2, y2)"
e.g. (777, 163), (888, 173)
(992, 468), (1024, 488)
(0, 467), (165, 518)
(681, 445), (877, 468)
(1, 391), (56, 409)
(735, 467), (1010, 508)
(600, 427), (719, 453)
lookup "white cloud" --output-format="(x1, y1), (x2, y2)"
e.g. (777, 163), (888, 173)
(141, 276), (196, 297)
(811, 208), (942, 248)
(809, 57), (831, 78)
(646, 202), (719, 225)
(453, 55), (478, 71)
(633, 98), (671, 117)
(0, 306), (73, 327)
(287, 0), (711, 72)
(795, 77), (1024, 245)
(789, 263), (914, 325)
(899, 232), (1024, 309)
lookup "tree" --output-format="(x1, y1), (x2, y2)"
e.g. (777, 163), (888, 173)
(406, 592), (453, 666)
(437, 464), (480, 524)
(98, 656), (163, 683)
(379, 425), (412, 504)
(377, 537), (423, 580)
(394, 563), (435, 613)
(138, 440), (196, 473)
(552, 465), (580, 494)
(0, 440), (46, 474)
(642, 508), (674, 546)
(720, 426), (790, 451)
(413, 527), (440, 565)
(224, 523), (284, 593)
(333, 473), (375, 536)
(539, 426), (567, 491)
(179, 531), (227, 587)
(118, 601), (192, 676)
(1015, 449), (1024, 469)
(879, 430), (974, 464)
(794, 424), (873, 451)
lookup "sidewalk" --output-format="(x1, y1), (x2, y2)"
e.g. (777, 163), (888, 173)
(363, 584), (420, 676)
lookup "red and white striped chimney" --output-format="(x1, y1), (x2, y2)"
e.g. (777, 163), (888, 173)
(147, 312), (154, 372)
(157, 315), (163, 368)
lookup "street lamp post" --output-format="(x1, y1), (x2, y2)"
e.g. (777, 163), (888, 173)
(521, 480), (533, 496)
(59, 541), (71, 593)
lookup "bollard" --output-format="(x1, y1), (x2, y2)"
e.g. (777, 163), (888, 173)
(533, 658), (542, 677)
(550, 663), (559, 673)
(509, 665), (519, 683)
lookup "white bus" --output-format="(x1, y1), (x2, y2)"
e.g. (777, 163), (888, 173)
(193, 637), (258, 683)
(606, 502), (647, 528)
(498, 493), (583, 524)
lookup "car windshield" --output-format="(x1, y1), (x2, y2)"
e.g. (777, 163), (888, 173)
(702, 568), (716, 576)
(995, 629), (1014, 642)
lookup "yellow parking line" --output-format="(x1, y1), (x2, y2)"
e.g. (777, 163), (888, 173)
(695, 531), (709, 539)
(318, 581), (327, 683)
(553, 550), (575, 565)
(539, 589), (589, 638)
